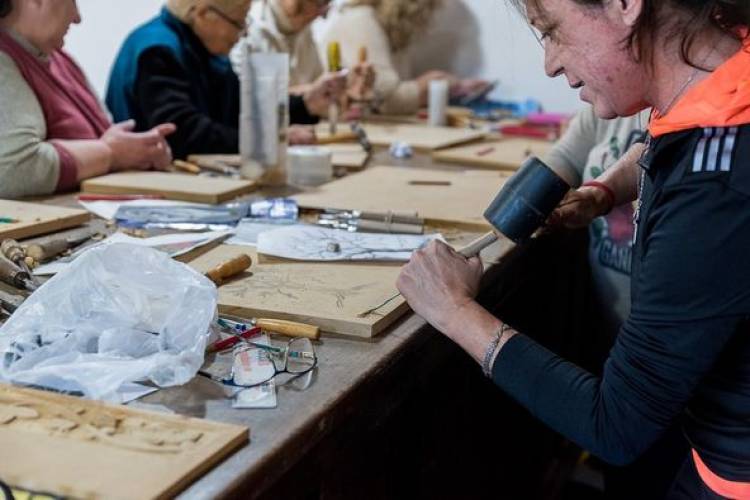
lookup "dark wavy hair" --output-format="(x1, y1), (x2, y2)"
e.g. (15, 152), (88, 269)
(511, 0), (750, 69)
(0, 0), (10, 18)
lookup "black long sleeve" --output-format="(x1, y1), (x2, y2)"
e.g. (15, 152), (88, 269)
(135, 46), (239, 159)
(493, 126), (750, 480)
(134, 47), (320, 159)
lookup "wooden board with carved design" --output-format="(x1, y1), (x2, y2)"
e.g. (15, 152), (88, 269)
(189, 245), (408, 338)
(0, 384), (248, 500)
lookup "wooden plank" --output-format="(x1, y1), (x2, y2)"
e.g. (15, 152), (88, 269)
(188, 245), (408, 338)
(323, 144), (369, 170)
(293, 166), (510, 228)
(0, 200), (90, 241)
(432, 138), (554, 171)
(317, 123), (485, 151)
(190, 145), (369, 171)
(81, 172), (257, 204)
(0, 384), (248, 500)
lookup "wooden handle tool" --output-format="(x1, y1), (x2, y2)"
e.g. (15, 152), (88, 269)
(173, 160), (201, 175)
(1, 239), (25, 264)
(0, 253), (34, 291)
(358, 46), (368, 64)
(458, 231), (500, 257)
(1, 239), (38, 286)
(254, 319), (321, 340)
(205, 254), (252, 286)
(25, 240), (70, 263)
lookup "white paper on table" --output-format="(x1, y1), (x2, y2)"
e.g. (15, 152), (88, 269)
(79, 199), (207, 221)
(34, 230), (232, 276)
(257, 226), (442, 262)
(226, 219), (311, 247)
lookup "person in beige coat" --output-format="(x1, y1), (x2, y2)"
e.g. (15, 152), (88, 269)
(232, 0), (374, 117)
(320, 0), (488, 115)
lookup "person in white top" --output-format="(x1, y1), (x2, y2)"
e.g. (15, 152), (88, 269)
(232, 0), (374, 116)
(320, 0), (489, 115)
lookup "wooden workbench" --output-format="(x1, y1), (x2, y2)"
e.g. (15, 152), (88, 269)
(6, 146), (590, 500)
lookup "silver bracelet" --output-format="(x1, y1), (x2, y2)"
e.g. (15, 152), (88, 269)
(482, 324), (509, 377)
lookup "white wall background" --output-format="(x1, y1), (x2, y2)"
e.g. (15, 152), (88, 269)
(66, 0), (584, 114)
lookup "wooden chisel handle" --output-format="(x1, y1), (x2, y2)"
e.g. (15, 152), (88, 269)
(317, 132), (358, 144)
(25, 240), (70, 263)
(173, 160), (201, 175)
(458, 231), (499, 257)
(255, 319), (321, 340)
(205, 254), (252, 285)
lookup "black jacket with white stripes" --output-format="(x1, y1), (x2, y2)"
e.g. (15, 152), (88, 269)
(492, 124), (750, 480)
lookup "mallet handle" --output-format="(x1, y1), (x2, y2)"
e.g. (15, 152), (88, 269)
(458, 231), (499, 257)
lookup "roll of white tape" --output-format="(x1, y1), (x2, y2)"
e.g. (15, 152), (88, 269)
(287, 146), (334, 187)
(429, 79), (449, 127)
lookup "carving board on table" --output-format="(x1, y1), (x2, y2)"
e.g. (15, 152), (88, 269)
(81, 172), (257, 204)
(190, 145), (369, 171)
(316, 123), (485, 151)
(293, 166), (510, 228)
(0, 384), (248, 500)
(0, 200), (90, 241)
(432, 138), (554, 171)
(189, 245), (408, 338)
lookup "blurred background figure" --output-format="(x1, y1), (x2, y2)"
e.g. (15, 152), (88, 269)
(320, 0), (489, 115)
(232, 0), (374, 119)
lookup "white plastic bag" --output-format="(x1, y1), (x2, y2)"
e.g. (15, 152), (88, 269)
(0, 243), (217, 401)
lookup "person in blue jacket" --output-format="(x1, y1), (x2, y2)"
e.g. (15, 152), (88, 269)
(106, 0), (345, 159)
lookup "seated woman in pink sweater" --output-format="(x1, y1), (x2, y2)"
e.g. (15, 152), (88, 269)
(0, 0), (175, 198)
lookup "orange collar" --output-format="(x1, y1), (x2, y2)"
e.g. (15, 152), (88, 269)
(650, 40), (750, 137)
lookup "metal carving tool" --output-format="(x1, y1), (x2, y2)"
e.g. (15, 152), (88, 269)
(357, 157), (571, 317)
(0, 252), (36, 292)
(0, 239), (39, 289)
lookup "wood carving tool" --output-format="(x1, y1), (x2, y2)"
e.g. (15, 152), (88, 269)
(24, 231), (98, 264)
(220, 316), (321, 340)
(327, 41), (343, 135)
(0, 252), (36, 291)
(350, 122), (373, 153)
(1, 239), (38, 288)
(317, 131), (358, 144)
(318, 209), (424, 234)
(187, 158), (239, 176)
(205, 253), (252, 286)
(358, 156), (571, 317)
(173, 160), (202, 175)
(207, 326), (262, 353)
